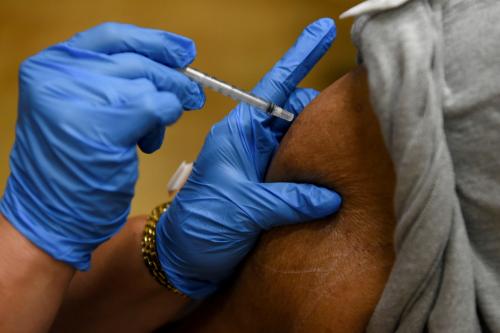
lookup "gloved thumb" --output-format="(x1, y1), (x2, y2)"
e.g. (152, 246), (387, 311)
(248, 182), (342, 230)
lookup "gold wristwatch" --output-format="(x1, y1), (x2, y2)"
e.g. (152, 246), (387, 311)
(142, 162), (193, 297)
(141, 201), (187, 297)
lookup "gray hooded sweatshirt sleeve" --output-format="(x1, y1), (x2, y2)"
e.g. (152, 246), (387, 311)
(349, 0), (500, 332)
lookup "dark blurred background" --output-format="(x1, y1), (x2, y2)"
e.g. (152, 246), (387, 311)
(0, 0), (359, 215)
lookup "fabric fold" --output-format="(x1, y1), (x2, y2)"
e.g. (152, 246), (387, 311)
(352, 0), (500, 331)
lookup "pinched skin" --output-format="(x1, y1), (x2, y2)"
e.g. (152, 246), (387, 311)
(167, 67), (396, 333)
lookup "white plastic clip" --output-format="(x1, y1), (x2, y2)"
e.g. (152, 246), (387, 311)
(167, 161), (193, 196)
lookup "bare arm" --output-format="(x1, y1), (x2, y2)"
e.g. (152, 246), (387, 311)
(0, 214), (75, 332)
(51, 216), (192, 333)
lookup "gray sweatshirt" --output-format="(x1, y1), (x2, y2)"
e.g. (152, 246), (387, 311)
(349, 0), (500, 331)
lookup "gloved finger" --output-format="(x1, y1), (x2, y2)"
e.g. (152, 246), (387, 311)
(251, 18), (335, 107)
(45, 69), (158, 107)
(284, 88), (319, 116)
(117, 78), (158, 100)
(271, 88), (319, 140)
(39, 45), (205, 110)
(66, 22), (196, 68)
(123, 91), (184, 151)
(138, 127), (166, 153)
(248, 182), (341, 230)
(108, 53), (205, 110)
(232, 88), (319, 176)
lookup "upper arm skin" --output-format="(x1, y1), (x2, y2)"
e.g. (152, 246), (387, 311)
(167, 66), (396, 333)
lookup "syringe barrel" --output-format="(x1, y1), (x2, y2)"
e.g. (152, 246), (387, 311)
(180, 67), (269, 111)
(179, 67), (294, 122)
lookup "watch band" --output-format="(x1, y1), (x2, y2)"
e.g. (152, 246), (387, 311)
(141, 202), (187, 298)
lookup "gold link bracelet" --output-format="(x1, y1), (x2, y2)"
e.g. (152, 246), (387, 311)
(141, 202), (187, 297)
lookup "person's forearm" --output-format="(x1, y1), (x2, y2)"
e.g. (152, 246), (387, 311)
(51, 215), (192, 333)
(0, 213), (75, 332)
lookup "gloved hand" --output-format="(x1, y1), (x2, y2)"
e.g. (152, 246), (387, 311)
(0, 23), (205, 270)
(156, 18), (341, 299)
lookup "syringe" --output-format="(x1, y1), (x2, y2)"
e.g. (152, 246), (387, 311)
(178, 67), (294, 122)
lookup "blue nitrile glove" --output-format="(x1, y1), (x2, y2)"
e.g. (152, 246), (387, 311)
(156, 18), (341, 299)
(0, 23), (205, 270)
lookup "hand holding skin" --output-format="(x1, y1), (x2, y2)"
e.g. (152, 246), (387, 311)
(0, 23), (205, 270)
(156, 18), (342, 299)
